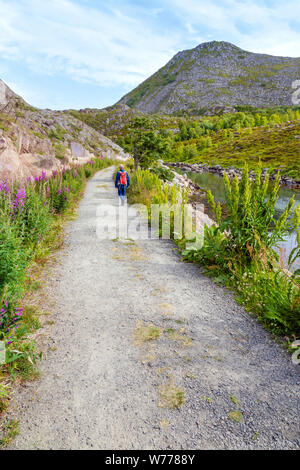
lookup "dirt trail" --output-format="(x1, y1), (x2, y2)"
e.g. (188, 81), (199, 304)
(7, 166), (300, 449)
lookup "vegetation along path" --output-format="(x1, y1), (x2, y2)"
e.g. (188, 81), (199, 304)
(7, 166), (300, 450)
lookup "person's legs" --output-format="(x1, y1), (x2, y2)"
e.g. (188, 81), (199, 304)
(118, 184), (126, 204)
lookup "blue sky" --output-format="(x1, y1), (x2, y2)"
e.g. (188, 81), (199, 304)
(0, 0), (299, 110)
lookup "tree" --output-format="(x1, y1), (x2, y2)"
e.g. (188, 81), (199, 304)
(125, 117), (170, 171)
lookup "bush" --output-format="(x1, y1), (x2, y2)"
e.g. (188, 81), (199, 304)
(206, 165), (295, 263)
(183, 165), (300, 337)
(149, 165), (174, 182)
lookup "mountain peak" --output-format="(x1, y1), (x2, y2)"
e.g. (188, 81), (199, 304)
(118, 41), (300, 114)
(195, 40), (241, 50)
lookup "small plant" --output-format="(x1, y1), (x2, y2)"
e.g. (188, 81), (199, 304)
(0, 383), (10, 412)
(228, 410), (244, 423)
(200, 395), (213, 403)
(167, 328), (192, 347)
(158, 382), (185, 409)
(230, 395), (239, 406)
(134, 321), (162, 344)
(84, 168), (92, 178)
(0, 419), (20, 447)
(5, 338), (41, 381)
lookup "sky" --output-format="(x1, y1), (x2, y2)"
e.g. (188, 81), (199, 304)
(0, 0), (299, 110)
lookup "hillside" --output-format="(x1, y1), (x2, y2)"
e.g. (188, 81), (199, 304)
(168, 117), (300, 180)
(67, 104), (180, 139)
(118, 41), (300, 115)
(0, 80), (126, 180)
(67, 104), (143, 139)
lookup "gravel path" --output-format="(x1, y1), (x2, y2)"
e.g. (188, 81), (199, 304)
(6, 166), (300, 449)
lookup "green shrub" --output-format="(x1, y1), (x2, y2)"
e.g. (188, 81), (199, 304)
(149, 165), (174, 182)
(84, 168), (92, 178)
(183, 165), (300, 337)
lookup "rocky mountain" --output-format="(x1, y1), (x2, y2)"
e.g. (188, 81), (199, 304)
(118, 41), (300, 114)
(0, 79), (126, 180)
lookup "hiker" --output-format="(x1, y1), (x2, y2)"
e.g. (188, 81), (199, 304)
(115, 164), (130, 203)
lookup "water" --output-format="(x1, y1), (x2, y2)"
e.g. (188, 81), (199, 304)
(177, 169), (300, 270)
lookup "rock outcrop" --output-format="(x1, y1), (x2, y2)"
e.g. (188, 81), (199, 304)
(0, 80), (127, 180)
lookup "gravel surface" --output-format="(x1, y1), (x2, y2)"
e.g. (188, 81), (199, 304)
(6, 166), (300, 450)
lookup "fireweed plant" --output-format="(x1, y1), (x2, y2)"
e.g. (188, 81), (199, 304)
(0, 157), (112, 382)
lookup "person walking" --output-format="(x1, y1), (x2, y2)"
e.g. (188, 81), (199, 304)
(115, 164), (130, 204)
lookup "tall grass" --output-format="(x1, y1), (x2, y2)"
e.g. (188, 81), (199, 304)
(183, 165), (300, 338)
(128, 169), (188, 208)
(127, 168), (189, 240)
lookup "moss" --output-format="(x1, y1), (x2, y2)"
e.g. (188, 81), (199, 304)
(214, 87), (233, 97)
(218, 71), (231, 78)
(228, 63), (295, 88)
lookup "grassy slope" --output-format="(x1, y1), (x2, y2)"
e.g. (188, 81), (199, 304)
(172, 121), (300, 179)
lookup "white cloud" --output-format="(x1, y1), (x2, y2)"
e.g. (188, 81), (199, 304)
(0, 0), (180, 88)
(168, 0), (300, 57)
